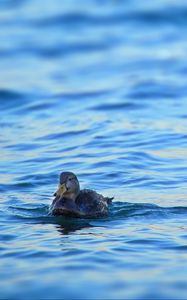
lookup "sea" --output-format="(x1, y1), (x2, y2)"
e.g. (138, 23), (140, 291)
(1, 0), (187, 299)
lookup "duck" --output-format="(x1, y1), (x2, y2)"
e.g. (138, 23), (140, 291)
(50, 171), (113, 218)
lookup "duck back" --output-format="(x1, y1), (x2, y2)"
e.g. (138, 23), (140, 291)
(75, 189), (112, 217)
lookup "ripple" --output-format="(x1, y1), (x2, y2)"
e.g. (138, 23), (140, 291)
(37, 129), (89, 141)
(4, 201), (187, 225)
(92, 102), (145, 111)
(56, 89), (112, 100)
(0, 89), (24, 101)
(31, 7), (187, 28)
(35, 41), (110, 58)
(128, 81), (179, 100)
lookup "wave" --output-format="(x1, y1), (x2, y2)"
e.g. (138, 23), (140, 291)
(6, 201), (187, 227)
(30, 7), (187, 28)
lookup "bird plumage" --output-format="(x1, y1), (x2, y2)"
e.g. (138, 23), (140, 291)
(50, 172), (113, 218)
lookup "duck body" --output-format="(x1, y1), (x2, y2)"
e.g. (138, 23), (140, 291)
(50, 172), (113, 218)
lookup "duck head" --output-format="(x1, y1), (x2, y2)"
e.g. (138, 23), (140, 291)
(54, 171), (80, 201)
(50, 172), (80, 216)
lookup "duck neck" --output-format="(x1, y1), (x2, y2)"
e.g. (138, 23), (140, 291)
(64, 191), (79, 202)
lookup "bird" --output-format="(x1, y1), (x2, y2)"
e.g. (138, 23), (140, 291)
(50, 171), (113, 218)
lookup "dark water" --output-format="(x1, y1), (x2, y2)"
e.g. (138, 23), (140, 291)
(1, 0), (187, 299)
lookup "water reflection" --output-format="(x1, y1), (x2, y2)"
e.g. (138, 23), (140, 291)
(54, 219), (93, 235)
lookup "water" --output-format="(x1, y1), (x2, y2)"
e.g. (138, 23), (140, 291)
(1, 0), (187, 299)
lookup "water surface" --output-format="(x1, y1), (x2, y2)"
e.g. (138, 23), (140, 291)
(1, 0), (187, 299)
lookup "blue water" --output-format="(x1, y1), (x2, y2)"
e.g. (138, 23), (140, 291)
(1, 0), (187, 299)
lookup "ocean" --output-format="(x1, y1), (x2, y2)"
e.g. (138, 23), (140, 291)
(1, 0), (187, 299)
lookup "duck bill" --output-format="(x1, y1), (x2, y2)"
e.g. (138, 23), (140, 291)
(54, 183), (67, 198)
